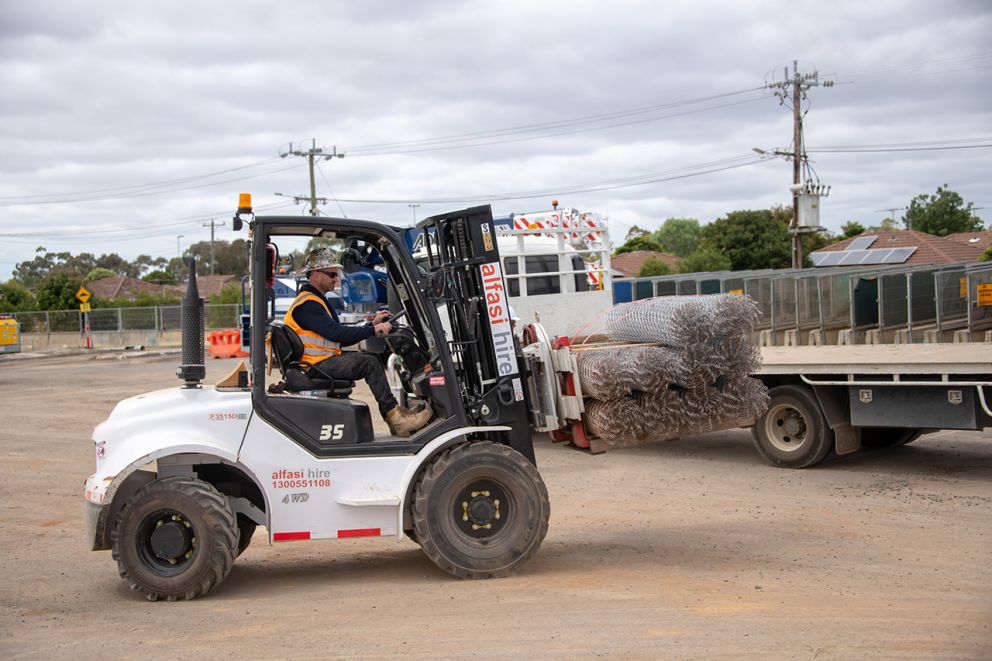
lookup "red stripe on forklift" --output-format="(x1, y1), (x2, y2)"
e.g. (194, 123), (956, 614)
(338, 528), (380, 538)
(273, 531), (311, 541)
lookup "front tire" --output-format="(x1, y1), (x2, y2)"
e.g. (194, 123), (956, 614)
(751, 385), (834, 468)
(112, 476), (239, 601)
(413, 441), (550, 579)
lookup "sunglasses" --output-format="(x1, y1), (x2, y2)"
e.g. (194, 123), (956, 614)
(323, 271), (341, 280)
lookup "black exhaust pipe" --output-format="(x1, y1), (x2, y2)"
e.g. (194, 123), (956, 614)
(177, 256), (206, 388)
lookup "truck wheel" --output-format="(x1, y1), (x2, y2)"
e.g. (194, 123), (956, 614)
(236, 515), (256, 557)
(752, 385), (833, 468)
(412, 441), (550, 579)
(860, 428), (924, 449)
(112, 476), (239, 601)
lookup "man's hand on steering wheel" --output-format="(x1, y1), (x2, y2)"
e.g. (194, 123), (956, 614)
(371, 310), (391, 325)
(374, 321), (392, 336)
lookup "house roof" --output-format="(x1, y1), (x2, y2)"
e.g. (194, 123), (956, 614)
(193, 274), (240, 299)
(87, 277), (178, 300)
(813, 230), (986, 266)
(944, 231), (992, 254)
(611, 250), (681, 278)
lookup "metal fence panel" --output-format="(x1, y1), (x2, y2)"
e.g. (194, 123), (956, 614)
(969, 267), (992, 329)
(745, 279), (772, 329)
(88, 308), (120, 332)
(121, 307), (158, 330)
(654, 280), (677, 297)
(909, 270), (937, 326)
(773, 278), (797, 329)
(49, 310), (81, 333)
(819, 272), (852, 330)
(936, 268), (968, 330)
(796, 276), (820, 329)
(880, 273), (908, 330)
(676, 280), (698, 296)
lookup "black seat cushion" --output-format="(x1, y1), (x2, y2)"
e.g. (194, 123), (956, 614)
(268, 323), (355, 397)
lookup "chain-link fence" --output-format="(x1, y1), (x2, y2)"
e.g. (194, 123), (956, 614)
(12, 304), (241, 334)
(619, 260), (989, 340)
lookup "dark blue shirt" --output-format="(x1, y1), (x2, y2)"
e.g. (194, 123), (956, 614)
(291, 283), (374, 348)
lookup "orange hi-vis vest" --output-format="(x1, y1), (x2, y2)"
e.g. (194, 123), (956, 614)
(283, 291), (342, 365)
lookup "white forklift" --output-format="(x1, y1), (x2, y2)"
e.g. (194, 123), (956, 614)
(84, 199), (552, 601)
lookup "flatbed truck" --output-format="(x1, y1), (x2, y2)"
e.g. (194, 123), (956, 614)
(752, 344), (992, 467)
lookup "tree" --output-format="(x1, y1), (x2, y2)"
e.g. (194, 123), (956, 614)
(678, 242), (732, 273)
(638, 258), (672, 277)
(210, 282), (243, 305)
(613, 235), (664, 256)
(981, 245), (992, 262)
(186, 239), (249, 276)
(86, 267), (118, 281)
(142, 270), (178, 286)
(840, 221), (865, 239)
(624, 225), (650, 242)
(652, 217), (701, 258)
(701, 208), (792, 271)
(35, 272), (83, 311)
(0, 280), (36, 312)
(904, 185), (983, 236)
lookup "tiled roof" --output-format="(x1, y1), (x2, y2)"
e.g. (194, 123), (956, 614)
(87, 277), (177, 300)
(194, 275), (240, 299)
(611, 250), (681, 277)
(944, 231), (992, 254)
(813, 230), (985, 266)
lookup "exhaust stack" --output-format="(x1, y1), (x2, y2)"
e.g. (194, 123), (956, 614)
(176, 256), (206, 388)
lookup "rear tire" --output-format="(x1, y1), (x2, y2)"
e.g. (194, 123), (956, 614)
(112, 476), (239, 601)
(412, 441), (550, 579)
(752, 385), (833, 468)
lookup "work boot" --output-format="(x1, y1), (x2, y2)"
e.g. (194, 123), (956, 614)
(386, 404), (433, 438)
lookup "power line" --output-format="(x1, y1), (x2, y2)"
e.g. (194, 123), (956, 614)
(0, 156), (283, 203)
(343, 86), (766, 154)
(0, 162), (300, 207)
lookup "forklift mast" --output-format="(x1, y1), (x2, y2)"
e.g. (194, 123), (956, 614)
(417, 205), (534, 462)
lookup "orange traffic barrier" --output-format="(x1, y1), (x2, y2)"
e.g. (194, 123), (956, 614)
(208, 329), (249, 359)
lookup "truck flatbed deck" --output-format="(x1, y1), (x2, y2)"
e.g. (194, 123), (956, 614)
(759, 344), (992, 376)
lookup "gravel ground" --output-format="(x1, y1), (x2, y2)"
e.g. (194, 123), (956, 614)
(1, 352), (990, 660)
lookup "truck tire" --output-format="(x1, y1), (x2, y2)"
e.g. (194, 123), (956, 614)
(751, 384), (834, 468)
(860, 428), (924, 449)
(236, 515), (256, 557)
(412, 441), (550, 579)
(112, 476), (239, 601)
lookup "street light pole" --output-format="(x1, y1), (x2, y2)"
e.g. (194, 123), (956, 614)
(177, 234), (185, 261)
(408, 203), (421, 224)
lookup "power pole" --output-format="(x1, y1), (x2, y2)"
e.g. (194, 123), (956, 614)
(767, 61), (834, 268)
(202, 219), (223, 275)
(278, 139), (345, 216)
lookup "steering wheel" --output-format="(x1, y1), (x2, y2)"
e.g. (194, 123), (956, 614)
(375, 308), (407, 336)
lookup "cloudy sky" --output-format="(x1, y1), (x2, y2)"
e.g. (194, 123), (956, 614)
(1, 0), (989, 279)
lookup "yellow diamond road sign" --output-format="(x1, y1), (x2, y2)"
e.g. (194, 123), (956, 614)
(76, 286), (91, 303)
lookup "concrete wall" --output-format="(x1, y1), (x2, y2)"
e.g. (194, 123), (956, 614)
(18, 330), (184, 352)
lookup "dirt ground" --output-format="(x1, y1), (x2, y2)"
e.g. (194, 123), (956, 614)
(1, 351), (990, 660)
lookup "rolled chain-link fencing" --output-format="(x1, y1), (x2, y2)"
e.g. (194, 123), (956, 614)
(575, 295), (768, 450)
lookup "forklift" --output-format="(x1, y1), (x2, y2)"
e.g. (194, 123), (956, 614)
(84, 196), (550, 601)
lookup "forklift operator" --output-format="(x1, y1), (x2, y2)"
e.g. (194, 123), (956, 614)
(285, 247), (433, 438)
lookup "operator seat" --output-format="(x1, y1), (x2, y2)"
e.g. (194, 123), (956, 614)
(268, 322), (354, 397)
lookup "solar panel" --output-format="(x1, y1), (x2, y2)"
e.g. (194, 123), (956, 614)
(848, 236), (878, 250)
(880, 247), (916, 264)
(840, 250), (871, 265)
(811, 251), (845, 267)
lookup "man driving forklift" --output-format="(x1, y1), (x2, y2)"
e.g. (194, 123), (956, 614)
(285, 247), (433, 437)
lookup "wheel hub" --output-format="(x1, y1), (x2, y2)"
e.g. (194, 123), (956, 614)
(454, 482), (509, 538)
(782, 413), (805, 438)
(150, 517), (194, 562)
